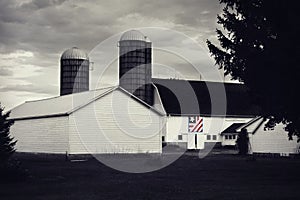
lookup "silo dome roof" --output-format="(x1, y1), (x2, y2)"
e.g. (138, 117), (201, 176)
(61, 47), (89, 60)
(120, 30), (148, 41)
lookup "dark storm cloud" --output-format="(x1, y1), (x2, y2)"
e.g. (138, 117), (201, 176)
(0, 0), (121, 53)
(0, 0), (222, 109)
(135, 0), (220, 26)
(0, 1), (26, 24)
(0, 0), (221, 54)
(21, 0), (69, 10)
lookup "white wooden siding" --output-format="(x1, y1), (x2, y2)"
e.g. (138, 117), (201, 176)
(250, 122), (300, 154)
(222, 137), (237, 146)
(10, 116), (69, 154)
(166, 116), (252, 142)
(68, 90), (162, 154)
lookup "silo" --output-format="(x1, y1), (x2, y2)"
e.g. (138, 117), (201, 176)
(60, 47), (89, 96)
(119, 30), (153, 105)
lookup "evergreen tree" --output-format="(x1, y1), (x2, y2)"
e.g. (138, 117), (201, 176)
(207, 0), (300, 139)
(0, 103), (16, 164)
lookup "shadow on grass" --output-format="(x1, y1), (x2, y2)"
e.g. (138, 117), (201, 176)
(0, 159), (28, 183)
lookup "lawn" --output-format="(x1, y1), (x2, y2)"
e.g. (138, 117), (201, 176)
(1, 152), (300, 200)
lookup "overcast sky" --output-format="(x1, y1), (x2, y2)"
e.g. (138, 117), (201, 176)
(0, 0), (230, 110)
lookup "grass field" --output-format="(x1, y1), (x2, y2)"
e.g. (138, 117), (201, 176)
(1, 152), (300, 200)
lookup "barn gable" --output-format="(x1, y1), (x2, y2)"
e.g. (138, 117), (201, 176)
(68, 89), (163, 154)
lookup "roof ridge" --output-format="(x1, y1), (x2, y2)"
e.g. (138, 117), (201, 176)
(117, 86), (165, 116)
(24, 86), (116, 103)
(152, 78), (243, 85)
(67, 86), (118, 115)
(9, 86), (118, 120)
(236, 116), (263, 132)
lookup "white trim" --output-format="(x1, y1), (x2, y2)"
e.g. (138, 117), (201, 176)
(152, 83), (167, 115)
(117, 86), (165, 116)
(236, 116), (263, 132)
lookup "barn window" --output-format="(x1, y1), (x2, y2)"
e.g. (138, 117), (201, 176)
(207, 135), (211, 140)
(225, 135), (229, 140)
(178, 135), (183, 140)
(212, 135), (217, 140)
(233, 135), (236, 139)
(162, 136), (165, 142)
(229, 135), (233, 140)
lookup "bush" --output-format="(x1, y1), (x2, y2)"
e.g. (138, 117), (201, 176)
(236, 129), (250, 155)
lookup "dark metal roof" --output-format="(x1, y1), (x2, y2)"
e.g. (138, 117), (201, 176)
(221, 123), (245, 134)
(153, 78), (261, 117)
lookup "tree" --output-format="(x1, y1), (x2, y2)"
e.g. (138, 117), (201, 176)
(0, 103), (16, 164)
(207, 0), (300, 139)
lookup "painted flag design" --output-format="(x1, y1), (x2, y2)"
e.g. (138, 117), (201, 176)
(188, 116), (203, 133)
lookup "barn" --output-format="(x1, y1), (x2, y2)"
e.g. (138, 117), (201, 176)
(153, 78), (260, 150)
(9, 86), (165, 154)
(237, 117), (300, 155)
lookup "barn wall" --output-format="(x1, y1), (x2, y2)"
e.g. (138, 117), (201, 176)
(10, 116), (69, 154)
(166, 116), (253, 149)
(221, 136), (237, 146)
(249, 122), (300, 154)
(68, 90), (162, 154)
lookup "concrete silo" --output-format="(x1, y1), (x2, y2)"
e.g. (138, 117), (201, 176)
(60, 47), (89, 96)
(119, 30), (153, 105)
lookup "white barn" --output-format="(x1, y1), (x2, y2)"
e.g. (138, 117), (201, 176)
(237, 117), (300, 155)
(9, 78), (270, 154)
(9, 86), (165, 154)
(153, 79), (259, 150)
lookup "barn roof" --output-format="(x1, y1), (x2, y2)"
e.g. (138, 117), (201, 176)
(221, 123), (245, 135)
(9, 87), (116, 120)
(236, 116), (265, 134)
(9, 86), (165, 121)
(153, 78), (261, 117)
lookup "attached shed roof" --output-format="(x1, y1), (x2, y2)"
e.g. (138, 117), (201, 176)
(153, 78), (261, 117)
(221, 123), (245, 135)
(236, 116), (265, 134)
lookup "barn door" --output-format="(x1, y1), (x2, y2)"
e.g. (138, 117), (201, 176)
(187, 133), (196, 149)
